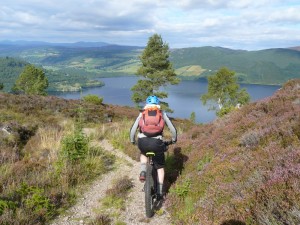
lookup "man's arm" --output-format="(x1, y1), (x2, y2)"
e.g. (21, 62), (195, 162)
(163, 112), (177, 143)
(129, 113), (142, 144)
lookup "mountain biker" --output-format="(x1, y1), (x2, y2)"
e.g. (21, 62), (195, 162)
(130, 95), (177, 199)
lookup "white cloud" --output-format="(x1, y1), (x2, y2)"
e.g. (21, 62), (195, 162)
(0, 0), (299, 49)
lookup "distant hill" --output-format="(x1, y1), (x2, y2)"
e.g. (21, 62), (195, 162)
(0, 40), (110, 48)
(290, 46), (300, 51)
(0, 57), (104, 92)
(170, 46), (300, 84)
(0, 41), (300, 85)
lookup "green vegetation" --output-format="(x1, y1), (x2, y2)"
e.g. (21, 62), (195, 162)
(0, 57), (29, 91)
(13, 64), (49, 95)
(166, 79), (300, 224)
(201, 67), (250, 117)
(131, 34), (180, 112)
(0, 92), (120, 224)
(82, 94), (103, 105)
(61, 127), (89, 162)
(190, 112), (196, 123)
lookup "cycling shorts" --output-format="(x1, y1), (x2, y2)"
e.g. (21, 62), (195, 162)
(137, 137), (166, 169)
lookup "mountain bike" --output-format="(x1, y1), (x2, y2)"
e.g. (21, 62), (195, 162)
(144, 140), (172, 218)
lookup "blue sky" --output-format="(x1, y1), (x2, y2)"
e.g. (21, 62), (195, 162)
(1, 0), (299, 50)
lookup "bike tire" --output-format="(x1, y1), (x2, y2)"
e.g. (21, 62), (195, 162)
(145, 163), (154, 218)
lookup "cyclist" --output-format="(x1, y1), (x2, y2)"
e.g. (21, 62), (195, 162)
(130, 95), (177, 199)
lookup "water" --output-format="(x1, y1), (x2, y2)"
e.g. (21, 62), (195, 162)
(52, 77), (281, 123)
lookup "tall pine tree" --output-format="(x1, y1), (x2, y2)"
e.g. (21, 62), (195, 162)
(131, 34), (180, 112)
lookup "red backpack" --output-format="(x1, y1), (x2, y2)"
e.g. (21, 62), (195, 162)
(139, 106), (165, 137)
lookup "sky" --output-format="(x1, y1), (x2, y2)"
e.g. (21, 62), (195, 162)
(1, 0), (300, 50)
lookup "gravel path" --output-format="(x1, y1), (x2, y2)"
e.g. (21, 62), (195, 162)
(50, 139), (171, 225)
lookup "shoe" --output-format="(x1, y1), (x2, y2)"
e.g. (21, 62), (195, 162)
(139, 171), (146, 182)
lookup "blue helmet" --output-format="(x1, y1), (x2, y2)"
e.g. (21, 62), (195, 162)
(146, 95), (160, 105)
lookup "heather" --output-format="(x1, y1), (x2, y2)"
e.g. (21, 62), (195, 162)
(166, 79), (300, 224)
(0, 93), (135, 224)
(0, 79), (299, 224)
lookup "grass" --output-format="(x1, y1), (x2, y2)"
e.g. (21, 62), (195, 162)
(175, 65), (206, 76)
(0, 93), (122, 224)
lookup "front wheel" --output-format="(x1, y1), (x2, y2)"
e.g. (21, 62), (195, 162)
(145, 164), (155, 218)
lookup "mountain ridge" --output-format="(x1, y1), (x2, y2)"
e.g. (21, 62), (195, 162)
(0, 40), (298, 51)
(0, 40), (300, 86)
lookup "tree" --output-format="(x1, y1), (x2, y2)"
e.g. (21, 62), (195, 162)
(13, 64), (49, 95)
(131, 34), (180, 112)
(201, 67), (250, 117)
(0, 83), (3, 91)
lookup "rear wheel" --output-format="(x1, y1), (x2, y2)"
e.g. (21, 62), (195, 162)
(145, 163), (154, 218)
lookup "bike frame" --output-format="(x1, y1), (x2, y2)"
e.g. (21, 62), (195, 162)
(143, 141), (172, 218)
(144, 151), (157, 218)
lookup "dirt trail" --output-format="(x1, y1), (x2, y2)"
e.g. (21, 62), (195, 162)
(50, 139), (171, 225)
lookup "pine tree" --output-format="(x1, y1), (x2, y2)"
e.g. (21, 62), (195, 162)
(131, 34), (180, 112)
(201, 67), (250, 117)
(13, 64), (48, 95)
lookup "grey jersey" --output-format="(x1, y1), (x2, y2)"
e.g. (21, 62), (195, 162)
(130, 111), (177, 143)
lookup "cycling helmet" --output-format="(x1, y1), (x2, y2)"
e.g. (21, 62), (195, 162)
(146, 95), (160, 105)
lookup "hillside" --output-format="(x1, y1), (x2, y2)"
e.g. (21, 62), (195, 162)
(165, 79), (300, 224)
(0, 91), (140, 224)
(0, 43), (142, 78)
(170, 47), (300, 84)
(0, 57), (104, 92)
(0, 79), (299, 224)
(0, 57), (28, 90)
(1, 42), (300, 86)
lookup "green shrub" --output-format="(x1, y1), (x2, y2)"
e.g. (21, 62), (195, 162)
(82, 94), (103, 105)
(170, 179), (192, 198)
(3, 183), (57, 222)
(190, 112), (196, 123)
(216, 106), (235, 117)
(197, 153), (212, 171)
(0, 199), (17, 215)
(61, 129), (89, 162)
